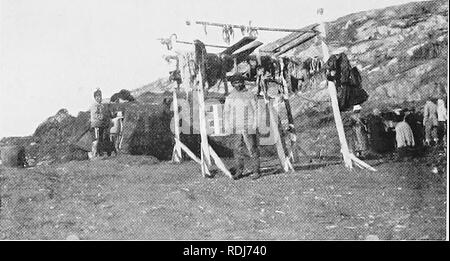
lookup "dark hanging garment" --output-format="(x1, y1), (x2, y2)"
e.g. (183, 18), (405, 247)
(194, 40), (224, 88)
(348, 85), (369, 108)
(349, 66), (362, 88)
(204, 53), (224, 87)
(194, 40), (207, 80)
(290, 76), (300, 93)
(326, 53), (368, 111)
(335, 84), (351, 110)
(347, 66), (368, 108)
(326, 53), (351, 85)
(303, 57), (312, 72)
(243, 55), (279, 79)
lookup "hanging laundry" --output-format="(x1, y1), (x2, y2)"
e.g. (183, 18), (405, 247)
(310, 58), (317, 74)
(159, 38), (172, 51)
(349, 66), (362, 88)
(249, 28), (258, 37)
(310, 57), (323, 74)
(229, 25), (234, 41)
(302, 58), (312, 76)
(325, 53), (368, 111)
(222, 26), (229, 44)
(179, 52), (195, 91)
(240, 25), (246, 36)
(194, 40), (228, 89)
(222, 25), (234, 45)
(302, 57), (323, 75)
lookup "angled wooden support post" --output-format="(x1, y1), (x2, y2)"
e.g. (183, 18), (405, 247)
(171, 90), (182, 163)
(209, 145), (233, 178)
(175, 138), (201, 164)
(194, 68), (233, 178)
(268, 103), (294, 172)
(195, 72), (212, 177)
(349, 153), (377, 171)
(279, 59), (303, 164)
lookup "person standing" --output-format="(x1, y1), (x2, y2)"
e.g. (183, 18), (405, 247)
(405, 108), (424, 148)
(224, 74), (260, 180)
(349, 105), (369, 158)
(90, 89), (109, 158)
(437, 98), (447, 144)
(255, 66), (268, 97)
(367, 108), (393, 154)
(423, 97), (439, 146)
(110, 111), (124, 156)
(395, 113), (415, 160)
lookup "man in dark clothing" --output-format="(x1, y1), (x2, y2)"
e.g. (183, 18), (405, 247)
(224, 74), (261, 180)
(367, 109), (395, 154)
(90, 89), (112, 158)
(404, 108), (424, 148)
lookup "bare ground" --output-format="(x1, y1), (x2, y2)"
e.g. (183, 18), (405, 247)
(0, 153), (446, 240)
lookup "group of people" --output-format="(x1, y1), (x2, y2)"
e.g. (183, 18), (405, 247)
(90, 89), (124, 159)
(346, 96), (447, 160)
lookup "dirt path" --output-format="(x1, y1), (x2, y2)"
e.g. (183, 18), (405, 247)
(0, 154), (446, 240)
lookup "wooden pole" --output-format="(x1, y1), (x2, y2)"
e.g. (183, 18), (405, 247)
(350, 153), (377, 172)
(176, 40), (228, 49)
(268, 103), (294, 172)
(157, 38), (228, 49)
(196, 72), (212, 177)
(317, 10), (353, 169)
(171, 90), (182, 163)
(190, 20), (317, 34)
(209, 145), (233, 178)
(175, 138), (201, 164)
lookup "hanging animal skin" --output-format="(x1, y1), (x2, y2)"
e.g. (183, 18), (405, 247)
(229, 25), (234, 41)
(222, 26), (230, 44)
(240, 25), (246, 36)
(250, 28), (258, 37)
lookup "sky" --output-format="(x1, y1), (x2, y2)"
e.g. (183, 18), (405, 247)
(0, 0), (421, 139)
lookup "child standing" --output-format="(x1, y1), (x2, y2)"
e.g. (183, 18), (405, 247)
(110, 111), (124, 156)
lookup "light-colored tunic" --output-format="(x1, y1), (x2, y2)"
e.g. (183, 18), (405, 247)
(395, 121), (415, 148)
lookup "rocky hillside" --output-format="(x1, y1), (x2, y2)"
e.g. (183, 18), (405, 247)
(335, 0), (448, 102)
(294, 0), (447, 113)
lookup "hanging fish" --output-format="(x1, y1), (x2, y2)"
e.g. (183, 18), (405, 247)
(250, 28), (258, 37)
(240, 25), (246, 36)
(229, 25), (234, 41)
(222, 25), (230, 44)
(203, 24), (208, 35)
(317, 8), (324, 15)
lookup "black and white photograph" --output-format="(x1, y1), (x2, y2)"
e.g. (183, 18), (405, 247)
(0, 0), (448, 244)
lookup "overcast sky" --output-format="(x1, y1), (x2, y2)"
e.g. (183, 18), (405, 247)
(0, 0), (421, 138)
